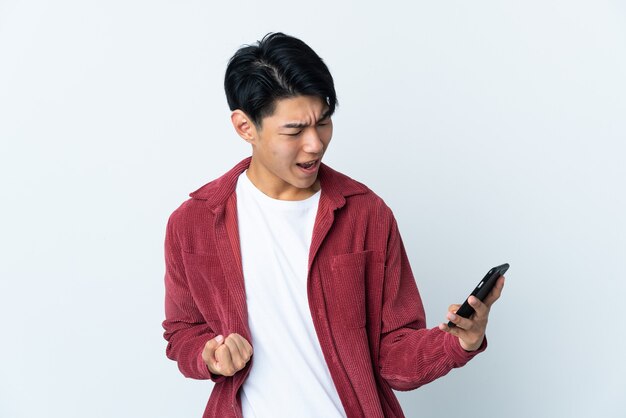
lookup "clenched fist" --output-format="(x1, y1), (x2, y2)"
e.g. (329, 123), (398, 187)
(202, 333), (253, 377)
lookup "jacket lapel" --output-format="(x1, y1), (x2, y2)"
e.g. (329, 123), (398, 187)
(308, 192), (341, 270)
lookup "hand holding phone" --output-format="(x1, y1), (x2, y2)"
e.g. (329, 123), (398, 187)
(448, 263), (509, 328)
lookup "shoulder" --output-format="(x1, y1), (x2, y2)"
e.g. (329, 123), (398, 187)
(164, 198), (211, 251)
(167, 158), (250, 229)
(167, 196), (206, 227)
(321, 164), (394, 221)
(166, 175), (221, 226)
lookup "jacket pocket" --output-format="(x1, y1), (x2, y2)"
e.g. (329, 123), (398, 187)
(322, 250), (384, 329)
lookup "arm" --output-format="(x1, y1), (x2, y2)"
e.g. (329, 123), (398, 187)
(162, 212), (253, 380)
(378, 217), (489, 391)
(161, 213), (224, 382)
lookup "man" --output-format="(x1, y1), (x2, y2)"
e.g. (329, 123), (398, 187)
(162, 32), (504, 418)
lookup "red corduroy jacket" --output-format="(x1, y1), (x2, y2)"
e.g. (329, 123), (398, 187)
(162, 158), (485, 418)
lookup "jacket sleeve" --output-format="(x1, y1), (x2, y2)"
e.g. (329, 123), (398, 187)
(161, 212), (225, 383)
(378, 215), (486, 391)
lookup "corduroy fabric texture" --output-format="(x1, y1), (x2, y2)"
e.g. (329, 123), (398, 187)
(162, 158), (486, 418)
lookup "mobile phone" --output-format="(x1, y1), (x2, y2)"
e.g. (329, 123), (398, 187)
(447, 263), (509, 327)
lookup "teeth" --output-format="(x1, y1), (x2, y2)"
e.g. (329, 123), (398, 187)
(299, 160), (316, 168)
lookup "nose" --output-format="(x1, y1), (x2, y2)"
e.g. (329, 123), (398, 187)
(302, 128), (324, 154)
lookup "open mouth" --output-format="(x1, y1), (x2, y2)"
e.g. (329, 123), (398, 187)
(296, 160), (318, 170)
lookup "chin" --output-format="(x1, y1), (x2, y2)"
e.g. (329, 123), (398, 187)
(292, 179), (317, 192)
(292, 181), (314, 190)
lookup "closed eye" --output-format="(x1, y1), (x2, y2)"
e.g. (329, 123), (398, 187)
(317, 116), (331, 127)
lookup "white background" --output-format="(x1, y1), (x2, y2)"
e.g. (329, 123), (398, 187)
(1, 1), (625, 417)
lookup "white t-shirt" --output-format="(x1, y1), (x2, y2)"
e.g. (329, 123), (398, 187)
(236, 172), (346, 418)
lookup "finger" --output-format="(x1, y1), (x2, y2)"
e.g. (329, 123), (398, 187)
(448, 304), (461, 313)
(226, 334), (250, 364)
(446, 311), (474, 331)
(228, 334), (253, 361)
(439, 320), (486, 351)
(226, 333), (246, 352)
(483, 275), (505, 307)
(467, 296), (489, 320)
(439, 321), (464, 338)
(224, 335), (248, 372)
(214, 344), (236, 376)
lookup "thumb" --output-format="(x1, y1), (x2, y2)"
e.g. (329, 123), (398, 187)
(448, 304), (461, 313)
(202, 335), (224, 365)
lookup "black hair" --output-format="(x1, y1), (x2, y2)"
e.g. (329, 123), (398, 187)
(224, 32), (337, 127)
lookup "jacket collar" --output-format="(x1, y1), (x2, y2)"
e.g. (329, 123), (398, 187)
(189, 157), (369, 211)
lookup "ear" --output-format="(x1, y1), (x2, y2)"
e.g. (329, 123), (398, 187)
(231, 110), (257, 143)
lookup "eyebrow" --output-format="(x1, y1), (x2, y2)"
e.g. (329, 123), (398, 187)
(281, 109), (331, 129)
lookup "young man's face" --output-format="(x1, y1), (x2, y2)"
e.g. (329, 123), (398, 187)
(246, 95), (333, 200)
